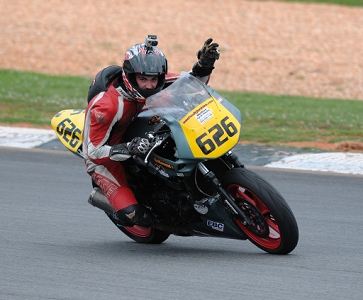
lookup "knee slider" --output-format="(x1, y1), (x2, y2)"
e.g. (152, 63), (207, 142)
(116, 204), (153, 227)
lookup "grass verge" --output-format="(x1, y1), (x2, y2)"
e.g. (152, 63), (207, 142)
(1, 70), (362, 147)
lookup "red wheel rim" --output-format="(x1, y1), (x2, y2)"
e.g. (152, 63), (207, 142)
(124, 225), (152, 238)
(227, 184), (282, 249)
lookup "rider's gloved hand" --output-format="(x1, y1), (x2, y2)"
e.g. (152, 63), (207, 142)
(192, 38), (220, 77)
(109, 137), (151, 161)
(197, 38), (220, 65)
(127, 137), (151, 156)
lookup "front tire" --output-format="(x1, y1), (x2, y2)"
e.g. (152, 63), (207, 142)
(106, 213), (170, 244)
(222, 168), (299, 254)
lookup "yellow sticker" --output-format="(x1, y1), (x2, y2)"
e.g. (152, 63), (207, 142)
(180, 98), (241, 158)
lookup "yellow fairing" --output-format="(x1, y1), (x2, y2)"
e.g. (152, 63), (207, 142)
(51, 109), (85, 154)
(180, 97), (241, 158)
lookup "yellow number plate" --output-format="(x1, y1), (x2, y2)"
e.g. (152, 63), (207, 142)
(180, 98), (241, 158)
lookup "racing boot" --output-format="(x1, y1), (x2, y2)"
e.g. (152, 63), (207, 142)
(88, 188), (153, 227)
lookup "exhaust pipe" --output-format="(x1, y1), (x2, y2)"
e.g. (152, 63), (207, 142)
(88, 188), (115, 215)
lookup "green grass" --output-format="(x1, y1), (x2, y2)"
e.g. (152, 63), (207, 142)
(0, 70), (90, 126)
(219, 91), (363, 144)
(1, 70), (362, 146)
(277, 0), (363, 6)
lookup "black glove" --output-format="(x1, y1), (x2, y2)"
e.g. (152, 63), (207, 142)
(127, 137), (151, 156)
(109, 137), (151, 161)
(192, 38), (220, 77)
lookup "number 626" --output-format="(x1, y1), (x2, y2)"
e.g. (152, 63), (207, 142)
(195, 116), (238, 154)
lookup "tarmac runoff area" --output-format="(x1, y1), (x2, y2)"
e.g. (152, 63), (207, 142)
(1, 126), (363, 175)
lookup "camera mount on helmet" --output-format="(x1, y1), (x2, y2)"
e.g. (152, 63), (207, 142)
(145, 35), (158, 50)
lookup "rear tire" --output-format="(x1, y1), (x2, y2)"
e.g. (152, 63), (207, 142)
(106, 213), (170, 244)
(222, 168), (299, 254)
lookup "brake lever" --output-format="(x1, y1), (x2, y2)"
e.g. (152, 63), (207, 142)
(144, 137), (164, 164)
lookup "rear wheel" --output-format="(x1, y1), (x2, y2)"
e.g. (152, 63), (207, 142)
(222, 168), (299, 254)
(106, 213), (170, 244)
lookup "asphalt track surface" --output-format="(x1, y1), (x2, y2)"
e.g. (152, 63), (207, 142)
(1, 147), (362, 300)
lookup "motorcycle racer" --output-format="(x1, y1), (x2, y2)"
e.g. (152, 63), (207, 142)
(83, 35), (220, 228)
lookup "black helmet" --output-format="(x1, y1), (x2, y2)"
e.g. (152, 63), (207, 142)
(122, 36), (167, 102)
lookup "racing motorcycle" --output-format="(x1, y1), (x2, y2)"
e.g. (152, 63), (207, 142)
(51, 71), (299, 254)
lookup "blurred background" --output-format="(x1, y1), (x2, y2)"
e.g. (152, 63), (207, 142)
(1, 0), (363, 100)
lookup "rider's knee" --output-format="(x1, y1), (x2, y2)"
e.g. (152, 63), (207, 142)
(116, 204), (153, 227)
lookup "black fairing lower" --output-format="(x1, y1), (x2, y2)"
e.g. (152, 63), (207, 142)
(124, 152), (233, 229)
(123, 114), (234, 230)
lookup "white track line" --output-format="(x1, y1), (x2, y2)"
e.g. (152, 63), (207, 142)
(1, 126), (362, 175)
(0, 126), (56, 149)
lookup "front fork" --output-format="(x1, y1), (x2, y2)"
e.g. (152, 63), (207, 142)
(197, 152), (252, 226)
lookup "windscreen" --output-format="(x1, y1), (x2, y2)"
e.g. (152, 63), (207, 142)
(145, 72), (215, 120)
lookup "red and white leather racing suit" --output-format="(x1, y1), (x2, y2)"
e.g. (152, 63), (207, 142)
(83, 79), (145, 212)
(83, 72), (209, 216)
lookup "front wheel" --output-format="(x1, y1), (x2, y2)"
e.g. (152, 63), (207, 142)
(222, 168), (299, 254)
(106, 213), (170, 244)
